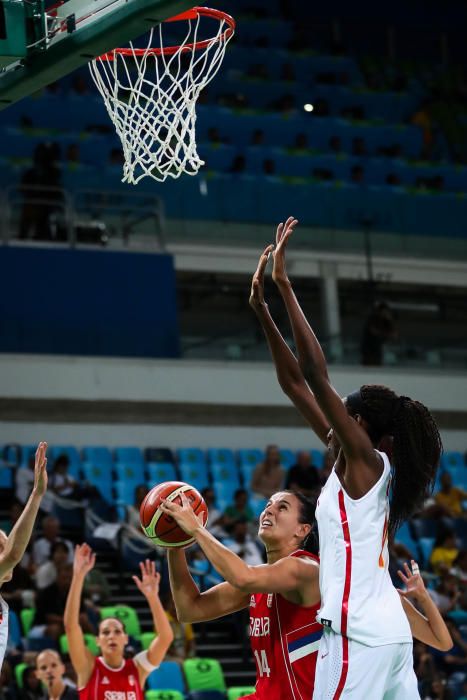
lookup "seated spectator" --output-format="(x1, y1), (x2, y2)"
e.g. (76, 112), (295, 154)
(350, 164), (365, 184)
(32, 516), (73, 567)
(35, 649), (78, 699)
(0, 660), (15, 699)
(250, 129), (265, 146)
(450, 549), (467, 585)
(250, 445), (285, 499)
(229, 154), (246, 174)
(329, 135), (342, 153)
(263, 158), (276, 176)
(433, 620), (467, 676)
(352, 137), (367, 157)
(434, 472), (467, 518)
(313, 167), (334, 181)
(311, 98), (329, 117)
(422, 674), (452, 700)
(386, 173), (402, 186)
(413, 641), (436, 689)
(201, 488), (226, 538)
(428, 573), (460, 615)
(49, 455), (79, 499)
(430, 531), (459, 574)
(126, 484), (149, 532)
(228, 519), (263, 566)
(285, 451), (320, 497)
(64, 144), (80, 165)
(35, 541), (70, 590)
(17, 666), (43, 700)
(1, 555), (35, 612)
(71, 75), (89, 95)
(162, 591), (196, 663)
(83, 562), (112, 607)
(290, 133), (308, 151)
(207, 126), (222, 144)
(108, 148), (124, 166)
(223, 489), (254, 533)
(246, 63), (269, 80)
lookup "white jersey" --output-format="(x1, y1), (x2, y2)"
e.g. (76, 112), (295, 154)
(315, 450), (412, 646)
(0, 595), (9, 670)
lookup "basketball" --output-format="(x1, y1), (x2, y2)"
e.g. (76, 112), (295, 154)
(139, 481), (208, 547)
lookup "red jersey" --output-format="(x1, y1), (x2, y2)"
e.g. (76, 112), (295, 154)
(243, 550), (322, 700)
(79, 657), (144, 700)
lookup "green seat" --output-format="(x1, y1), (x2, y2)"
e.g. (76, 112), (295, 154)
(183, 658), (226, 692)
(60, 633), (99, 656)
(228, 687), (256, 700)
(15, 662), (28, 689)
(145, 692), (184, 700)
(100, 605), (141, 637)
(138, 632), (156, 650)
(20, 607), (35, 636)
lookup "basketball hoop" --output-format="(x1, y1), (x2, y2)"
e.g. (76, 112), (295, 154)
(89, 7), (235, 184)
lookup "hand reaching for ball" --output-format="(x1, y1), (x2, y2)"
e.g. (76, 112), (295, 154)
(160, 493), (206, 537)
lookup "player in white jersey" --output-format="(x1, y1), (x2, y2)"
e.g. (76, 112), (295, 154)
(249, 218), (444, 699)
(0, 442), (49, 670)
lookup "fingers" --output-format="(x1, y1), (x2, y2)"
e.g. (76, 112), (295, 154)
(403, 562), (412, 578)
(397, 569), (408, 584)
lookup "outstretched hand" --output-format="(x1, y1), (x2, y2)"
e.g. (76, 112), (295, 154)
(249, 244), (274, 312)
(160, 493), (206, 537)
(33, 442), (48, 497)
(133, 559), (161, 599)
(272, 216), (299, 285)
(73, 543), (96, 578)
(397, 560), (427, 601)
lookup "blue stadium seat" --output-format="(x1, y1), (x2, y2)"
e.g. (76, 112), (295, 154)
(418, 537), (435, 567)
(82, 446), (113, 469)
(210, 463), (241, 489)
(178, 448), (206, 467)
(147, 462), (178, 484)
(279, 449), (295, 468)
(410, 518), (439, 540)
(238, 449), (264, 469)
(207, 448), (236, 469)
(444, 467), (467, 490)
(7, 610), (22, 648)
(250, 496), (268, 519)
(394, 522), (418, 557)
(145, 447), (175, 463)
(179, 463), (210, 492)
(114, 447), (144, 468)
(213, 481), (239, 505)
(311, 449), (325, 469)
(82, 462), (113, 503)
(146, 661), (185, 692)
(0, 444), (22, 467)
(20, 444), (37, 467)
(115, 462), (146, 485)
(49, 445), (82, 479)
(441, 451), (464, 469)
(114, 481), (137, 506)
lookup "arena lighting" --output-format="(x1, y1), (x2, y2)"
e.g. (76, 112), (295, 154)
(304, 103), (314, 112)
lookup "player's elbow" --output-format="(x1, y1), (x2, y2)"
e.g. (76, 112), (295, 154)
(232, 568), (255, 592)
(438, 636), (453, 652)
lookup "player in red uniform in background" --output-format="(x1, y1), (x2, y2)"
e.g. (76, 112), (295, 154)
(162, 490), (321, 700)
(64, 544), (173, 700)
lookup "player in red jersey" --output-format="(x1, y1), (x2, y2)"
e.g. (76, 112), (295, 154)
(162, 490), (321, 700)
(64, 544), (173, 700)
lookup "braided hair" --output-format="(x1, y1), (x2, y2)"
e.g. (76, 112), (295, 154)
(283, 490), (318, 555)
(347, 385), (442, 535)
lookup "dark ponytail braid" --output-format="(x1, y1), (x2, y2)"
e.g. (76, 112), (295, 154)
(351, 385), (442, 535)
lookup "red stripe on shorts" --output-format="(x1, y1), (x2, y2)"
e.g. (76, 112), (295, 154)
(333, 489), (352, 699)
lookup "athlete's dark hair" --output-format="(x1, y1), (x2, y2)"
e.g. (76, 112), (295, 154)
(99, 617), (127, 634)
(347, 384), (442, 535)
(284, 490), (318, 555)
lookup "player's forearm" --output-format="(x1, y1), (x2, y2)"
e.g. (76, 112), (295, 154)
(167, 549), (204, 619)
(64, 574), (85, 630)
(193, 526), (251, 589)
(416, 591), (453, 651)
(146, 594), (173, 645)
(275, 279), (329, 389)
(0, 490), (43, 568)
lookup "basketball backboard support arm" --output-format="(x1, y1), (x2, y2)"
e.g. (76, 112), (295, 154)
(0, 0), (194, 108)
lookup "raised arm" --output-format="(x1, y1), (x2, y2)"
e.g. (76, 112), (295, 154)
(398, 560), (453, 652)
(249, 245), (329, 445)
(272, 218), (380, 491)
(0, 442), (48, 583)
(63, 544), (96, 688)
(162, 495), (319, 606)
(132, 560), (173, 682)
(167, 548), (249, 623)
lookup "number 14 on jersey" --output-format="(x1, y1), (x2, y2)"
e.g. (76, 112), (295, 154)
(254, 649), (271, 677)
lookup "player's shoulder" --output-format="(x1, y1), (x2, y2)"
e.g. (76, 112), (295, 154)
(288, 550), (319, 576)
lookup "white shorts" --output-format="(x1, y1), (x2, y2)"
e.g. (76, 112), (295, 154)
(312, 629), (420, 700)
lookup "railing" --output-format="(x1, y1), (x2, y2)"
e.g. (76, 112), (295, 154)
(0, 184), (165, 248)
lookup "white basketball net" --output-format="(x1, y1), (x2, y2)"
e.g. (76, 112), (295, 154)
(89, 10), (234, 184)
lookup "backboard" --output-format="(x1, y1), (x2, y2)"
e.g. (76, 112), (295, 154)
(0, 0), (194, 108)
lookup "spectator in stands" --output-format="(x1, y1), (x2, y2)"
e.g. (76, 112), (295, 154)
(311, 98), (329, 117)
(428, 573), (460, 614)
(284, 451), (320, 497)
(450, 549), (467, 584)
(422, 674), (453, 699)
(386, 173), (402, 186)
(108, 148), (124, 166)
(0, 660), (14, 700)
(434, 472), (467, 518)
(250, 444), (284, 499)
(83, 561), (112, 607)
(35, 540), (70, 591)
(430, 531), (459, 574)
(360, 301), (398, 366)
(350, 164), (365, 184)
(19, 142), (63, 241)
(352, 137), (367, 157)
(434, 620), (467, 676)
(228, 518), (263, 566)
(290, 132), (308, 152)
(16, 455), (52, 515)
(223, 488), (255, 533)
(17, 667), (43, 700)
(126, 484), (148, 532)
(200, 488), (226, 538)
(263, 158), (276, 176)
(413, 641), (437, 689)
(64, 144), (80, 166)
(35, 649), (78, 699)
(250, 129), (265, 146)
(271, 94), (297, 114)
(313, 166), (334, 181)
(411, 100), (434, 160)
(1, 555), (35, 613)
(247, 63), (269, 80)
(71, 75), (89, 95)
(49, 455), (79, 500)
(162, 591), (196, 663)
(32, 516), (73, 567)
